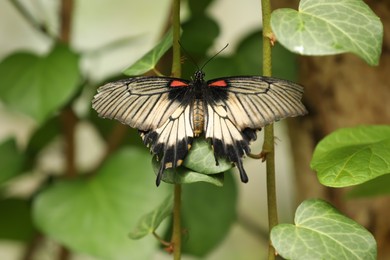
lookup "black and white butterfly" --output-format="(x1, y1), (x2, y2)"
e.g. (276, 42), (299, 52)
(92, 70), (307, 186)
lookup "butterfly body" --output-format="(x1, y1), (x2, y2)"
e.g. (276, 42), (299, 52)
(92, 70), (307, 186)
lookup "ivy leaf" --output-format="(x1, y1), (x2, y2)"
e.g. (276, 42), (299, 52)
(152, 158), (224, 187)
(271, 199), (377, 260)
(0, 44), (81, 123)
(129, 194), (173, 239)
(311, 125), (390, 187)
(271, 0), (383, 66)
(182, 173), (237, 256)
(347, 174), (390, 198)
(0, 138), (25, 184)
(123, 28), (172, 76)
(180, 15), (219, 55)
(151, 138), (233, 186)
(183, 138), (232, 174)
(33, 148), (171, 260)
(0, 198), (36, 241)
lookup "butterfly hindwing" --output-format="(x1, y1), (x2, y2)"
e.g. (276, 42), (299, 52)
(204, 103), (257, 182)
(93, 77), (195, 186)
(204, 76), (307, 182)
(140, 105), (194, 185)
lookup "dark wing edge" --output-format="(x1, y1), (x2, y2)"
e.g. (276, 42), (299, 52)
(207, 76), (307, 129)
(204, 104), (257, 183)
(141, 105), (194, 186)
(92, 77), (191, 131)
(92, 76), (194, 186)
(205, 76), (307, 183)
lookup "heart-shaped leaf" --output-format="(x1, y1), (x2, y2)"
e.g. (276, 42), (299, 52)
(33, 148), (171, 260)
(123, 28), (172, 76)
(271, 0), (383, 66)
(311, 125), (390, 187)
(152, 158), (224, 187)
(181, 173), (237, 256)
(271, 199), (377, 260)
(0, 138), (25, 184)
(347, 173), (390, 198)
(0, 44), (81, 123)
(183, 138), (232, 174)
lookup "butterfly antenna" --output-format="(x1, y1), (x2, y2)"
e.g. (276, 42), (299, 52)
(200, 43), (229, 71)
(178, 41), (200, 71)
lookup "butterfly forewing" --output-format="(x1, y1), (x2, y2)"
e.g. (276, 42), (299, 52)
(92, 77), (191, 131)
(206, 76), (307, 130)
(93, 77), (196, 186)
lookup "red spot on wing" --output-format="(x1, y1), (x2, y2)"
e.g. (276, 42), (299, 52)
(209, 80), (228, 87)
(170, 80), (189, 87)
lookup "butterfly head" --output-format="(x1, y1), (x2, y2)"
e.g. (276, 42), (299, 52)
(193, 70), (205, 84)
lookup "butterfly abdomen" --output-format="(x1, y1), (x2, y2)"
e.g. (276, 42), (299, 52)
(192, 99), (204, 137)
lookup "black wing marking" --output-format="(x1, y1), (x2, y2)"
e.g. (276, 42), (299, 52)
(207, 76), (307, 129)
(205, 76), (306, 182)
(92, 77), (191, 131)
(92, 76), (195, 186)
(141, 105), (194, 186)
(204, 104), (257, 183)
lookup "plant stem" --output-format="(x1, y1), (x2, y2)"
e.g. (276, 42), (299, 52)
(58, 1), (74, 259)
(261, 0), (278, 260)
(170, 0), (182, 259)
(172, 184), (182, 259)
(171, 0), (181, 78)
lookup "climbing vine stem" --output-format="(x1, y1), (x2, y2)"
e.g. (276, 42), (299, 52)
(170, 0), (182, 259)
(261, 0), (278, 260)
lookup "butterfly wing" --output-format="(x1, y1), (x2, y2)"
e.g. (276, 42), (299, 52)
(206, 76), (307, 129)
(204, 76), (307, 182)
(204, 103), (257, 183)
(92, 77), (192, 130)
(140, 104), (194, 185)
(92, 77), (195, 185)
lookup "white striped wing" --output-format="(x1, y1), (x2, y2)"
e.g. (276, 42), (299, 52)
(92, 77), (191, 131)
(207, 76), (307, 129)
(204, 76), (307, 183)
(204, 104), (257, 183)
(141, 105), (194, 185)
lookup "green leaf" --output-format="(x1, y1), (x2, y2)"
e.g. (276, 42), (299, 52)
(347, 173), (390, 198)
(271, 199), (377, 260)
(203, 30), (297, 82)
(182, 173), (237, 256)
(180, 15), (219, 55)
(152, 158), (224, 187)
(0, 198), (36, 241)
(123, 29), (173, 76)
(188, 0), (214, 15)
(183, 138), (232, 174)
(0, 138), (25, 184)
(271, 0), (383, 66)
(33, 148), (171, 260)
(0, 44), (81, 123)
(311, 125), (390, 187)
(24, 117), (60, 166)
(129, 194), (173, 239)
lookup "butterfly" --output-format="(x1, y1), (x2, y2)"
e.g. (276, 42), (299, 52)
(92, 70), (307, 186)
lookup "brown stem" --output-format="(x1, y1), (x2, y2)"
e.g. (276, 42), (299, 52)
(60, 108), (77, 178)
(57, 1), (74, 259)
(60, 0), (73, 43)
(21, 234), (43, 260)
